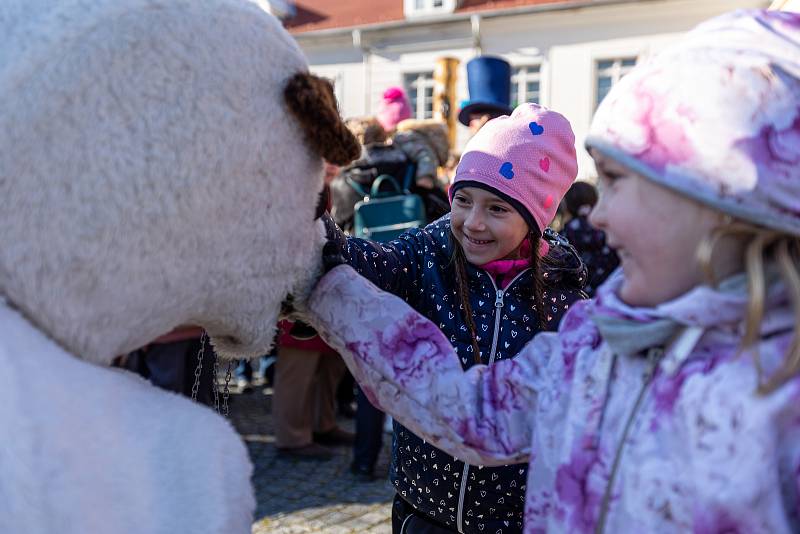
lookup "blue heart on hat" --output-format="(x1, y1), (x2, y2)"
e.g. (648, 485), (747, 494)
(529, 122), (544, 136)
(499, 162), (514, 179)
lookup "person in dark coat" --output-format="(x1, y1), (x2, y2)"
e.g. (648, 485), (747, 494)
(560, 181), (620, 296)
(323, 103), (587, 534)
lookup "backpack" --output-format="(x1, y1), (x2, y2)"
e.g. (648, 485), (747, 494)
(350, 173), (426, 242)
(330, 143), (414, 232)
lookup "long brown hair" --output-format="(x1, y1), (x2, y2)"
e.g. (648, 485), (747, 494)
(450, 229), (547, 365)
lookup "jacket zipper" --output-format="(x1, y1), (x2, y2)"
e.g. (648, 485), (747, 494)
(455, 269), (529, 533)
(594, 326), (703, 533)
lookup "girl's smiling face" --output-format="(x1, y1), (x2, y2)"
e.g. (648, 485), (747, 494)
(588, 150), (741, 307)
(450, 186), (530, 266)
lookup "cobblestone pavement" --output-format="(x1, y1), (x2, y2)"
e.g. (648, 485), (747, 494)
(227, 386), (394, 533)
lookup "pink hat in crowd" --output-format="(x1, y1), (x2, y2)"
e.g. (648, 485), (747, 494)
(376, 86), (412, 132)
(451, 103), (578, 234)
(587, 9), (800, 236)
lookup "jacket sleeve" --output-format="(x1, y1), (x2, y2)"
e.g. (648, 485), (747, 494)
(542, 287), (586, 331)
(335, 225), (428, 301)
(306, 265), (561, 466)
(540, 229), (589, 329)
(394, 132), (438, 180)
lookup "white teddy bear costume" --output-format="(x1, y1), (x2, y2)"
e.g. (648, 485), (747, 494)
(0, 1), (358, 532)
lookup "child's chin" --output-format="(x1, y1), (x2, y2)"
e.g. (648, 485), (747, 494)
(618, 279), (662, 308)
(463, 250), (489, 266)
(618, 280), (642, 307)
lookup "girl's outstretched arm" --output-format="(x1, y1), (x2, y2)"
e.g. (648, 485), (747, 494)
(307, 265), (558, 466)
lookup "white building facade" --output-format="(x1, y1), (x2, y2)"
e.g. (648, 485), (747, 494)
(288, 0), (767, 179)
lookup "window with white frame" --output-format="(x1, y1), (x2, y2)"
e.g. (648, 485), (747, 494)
(595, 57), (637, 108)
(510, 64), (542, 107)
(404, 0), (456, 18)
(404, 71), (435, 120)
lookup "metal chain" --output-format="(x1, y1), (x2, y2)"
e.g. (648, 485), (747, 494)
(191, 331), (235, 419)
(212, 347), (221, 414)
(190, 332), (207, 402)
(222, 359), (234, 417)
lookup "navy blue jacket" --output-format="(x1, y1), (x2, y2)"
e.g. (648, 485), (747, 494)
(339, 215), (586, 534)
(560, 215), (620, 297)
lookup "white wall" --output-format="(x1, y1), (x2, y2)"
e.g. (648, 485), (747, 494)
(296, 0), (767, 179)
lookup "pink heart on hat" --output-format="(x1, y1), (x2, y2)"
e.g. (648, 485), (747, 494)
(539, 157), (550, 172)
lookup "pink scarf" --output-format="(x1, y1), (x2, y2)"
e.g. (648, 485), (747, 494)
(481, 239), (535, 289)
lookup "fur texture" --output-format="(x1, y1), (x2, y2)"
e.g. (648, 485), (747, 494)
(396, 119), (450, 166)
(345, 116), (390, 146)
(0, 300), (255, 533)
(284, 73), (360, 166)
(0, 0), (344, 531)
(1, 0), (328, 363)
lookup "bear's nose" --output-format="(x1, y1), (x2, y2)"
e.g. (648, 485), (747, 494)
(314, 184), (331, 220)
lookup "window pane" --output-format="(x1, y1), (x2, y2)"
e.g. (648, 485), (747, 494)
(510, 68), (520, 106)
(433, 0), (443, 6)
(511, 65), (541, 106)
(597, 59), (614, 71)
(423, 86), (434, 119)
(404, 72), (434, 120)
(595, 58), (636, 109)
(404, 74), (417, 109)
(415, 0), (425, 9)
(525, 81), (540, 104)
(597, 76), (612, 107)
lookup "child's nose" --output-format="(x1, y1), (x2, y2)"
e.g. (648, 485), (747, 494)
(464, 209), (485, 230)
(588, 200), (605, 229)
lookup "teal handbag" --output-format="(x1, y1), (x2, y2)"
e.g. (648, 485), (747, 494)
(350, 173), (426, 243)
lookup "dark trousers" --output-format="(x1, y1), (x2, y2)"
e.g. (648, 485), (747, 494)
(352, 386), (384, 471)
(127, 338), (216, 406)
(337, 370), (356, 407)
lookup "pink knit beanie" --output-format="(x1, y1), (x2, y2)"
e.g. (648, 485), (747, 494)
(376, 86), (412, 132)
(451, 103), (578, 234)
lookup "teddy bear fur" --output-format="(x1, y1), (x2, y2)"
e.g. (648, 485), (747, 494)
(1, 0), (327, 364)
(0, 0), (356, 532)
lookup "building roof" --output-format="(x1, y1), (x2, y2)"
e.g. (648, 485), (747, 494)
(284, 0), (578, 34)
(284, 0), (402, 34)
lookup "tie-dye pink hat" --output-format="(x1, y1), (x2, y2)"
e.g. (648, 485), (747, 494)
(451, 103), (578, 234)
(587, 9), (800, 236)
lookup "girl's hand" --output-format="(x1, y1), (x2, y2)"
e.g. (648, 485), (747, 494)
(323, 162), (340, 185)
(321, 214), (347, 273)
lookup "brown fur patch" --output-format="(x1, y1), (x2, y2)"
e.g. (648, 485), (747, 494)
(284, 73), (360, 166)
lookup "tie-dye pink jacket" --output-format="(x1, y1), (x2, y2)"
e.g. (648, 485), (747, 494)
(307, 265), (800, 533)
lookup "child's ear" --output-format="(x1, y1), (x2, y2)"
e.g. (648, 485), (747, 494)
(284, 72), (360, 166)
